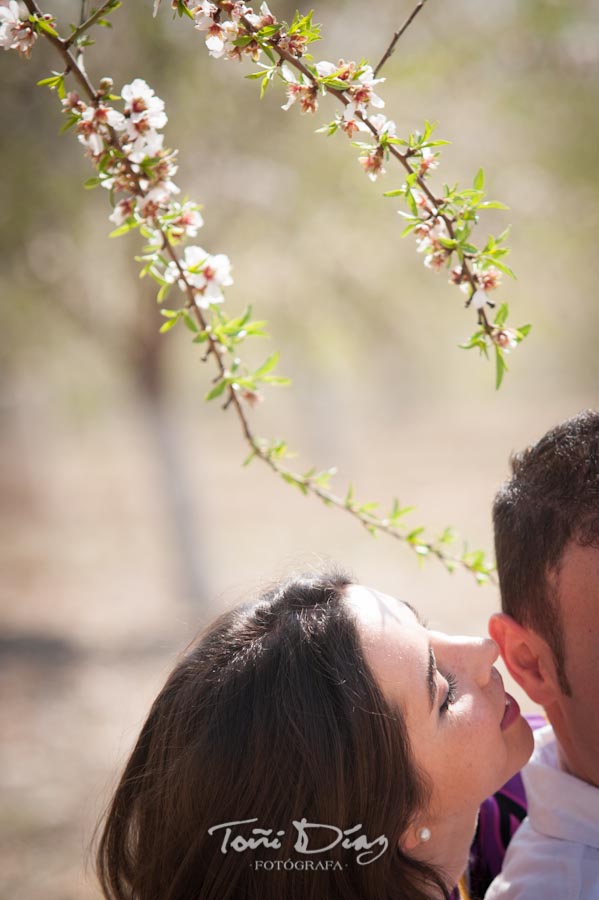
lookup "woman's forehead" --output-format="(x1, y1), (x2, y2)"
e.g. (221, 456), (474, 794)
(344, 584), (420, 626)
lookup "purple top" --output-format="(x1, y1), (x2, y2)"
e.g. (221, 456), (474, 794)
(449, 714), (546, 900)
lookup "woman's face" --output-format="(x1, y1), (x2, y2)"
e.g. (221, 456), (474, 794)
(344, 585), (534, 828)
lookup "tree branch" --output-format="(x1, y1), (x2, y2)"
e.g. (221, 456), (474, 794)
(17, 0), (496, 583)
(374, 0), (429, 78)
(65, 0), (119, 49)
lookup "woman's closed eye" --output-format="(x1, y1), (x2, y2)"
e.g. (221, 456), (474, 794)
(439, 672), (458, 714)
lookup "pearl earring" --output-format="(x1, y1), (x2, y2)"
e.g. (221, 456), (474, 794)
(418, 827), (431, 843)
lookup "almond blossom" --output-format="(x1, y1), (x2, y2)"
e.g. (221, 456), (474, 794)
(108, 197), (136, 227)
(493, 328), (518, 351)
(164, 245), (233, 306)
(77, 103), (126, 157)
(340, 101), (368, 138)
(122, 78), (167, 130)
(471, 289), (489, 310)
(347, 64), (385, 113)
(193, 1), (261, 60)
(0, 1), (37, 58)
(315, 60), (385, 116)
(417, 147), (439, 177)
(479, 266), (501, 292)
(245, 2), (275, 28)
(169, 201), (204, 238)
(369, 113), (397, 138)
(281, 65), (318, 114)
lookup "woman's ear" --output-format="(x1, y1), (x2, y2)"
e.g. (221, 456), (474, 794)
(488, 613), (559, 706)
(399, 822), (427, 853)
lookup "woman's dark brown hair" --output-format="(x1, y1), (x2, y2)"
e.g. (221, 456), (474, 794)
(94, 571), (450, 900)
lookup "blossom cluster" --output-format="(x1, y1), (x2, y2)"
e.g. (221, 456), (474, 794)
(193, 0), (276, 61)
(154, 0), (530, 385)
(62, 77), (232, 307)
(162, 1), (398, 170)
(0, 0), (37, 57)
(403, 183), (519, 350)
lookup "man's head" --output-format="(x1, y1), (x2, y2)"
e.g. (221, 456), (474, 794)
(489, 410), (599, 784)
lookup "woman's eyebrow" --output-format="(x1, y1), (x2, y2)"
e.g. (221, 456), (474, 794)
(400, 599), (423, 623)
(399, 599), (430, 630)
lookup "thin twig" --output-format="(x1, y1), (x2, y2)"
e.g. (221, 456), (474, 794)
(66, 0), (117, 49)
(374, 0), (428, 78)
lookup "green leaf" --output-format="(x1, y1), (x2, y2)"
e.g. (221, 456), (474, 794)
(254, 351), (280, 378)
(33, 16), (59, 37)
(488, 259), (516, 280)
(261, 375), (292, 386)
(389, 500), (416, 522)
(177, 0), (194, 18)
(495, 346), (508, 390)
(159, 317), (178, 333)
(181, 310), (198, 333)
(157, 282), (171, 304)
(494, 302), (509, 328)
(439, 526), (457, 545)
(37, 74), (62, 88)
(205, 379), (228, 401)
(478, 200), (509, 210)
(109, 220), (138, 238)
(473, 168), (485, 191)
(437, 236), (457, 250)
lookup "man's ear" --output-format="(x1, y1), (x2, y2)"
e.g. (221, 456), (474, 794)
(489, 613), (559, 706)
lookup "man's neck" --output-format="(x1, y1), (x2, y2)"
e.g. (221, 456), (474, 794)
(545, 704), (599, 788)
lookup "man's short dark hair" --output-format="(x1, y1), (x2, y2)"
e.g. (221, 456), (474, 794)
(493, 410), (599, 696)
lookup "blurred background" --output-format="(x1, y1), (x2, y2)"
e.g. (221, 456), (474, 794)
(0, 0), (597, 896)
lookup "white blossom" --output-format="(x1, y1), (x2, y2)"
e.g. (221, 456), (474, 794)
(314, 60), (338, 78)
(164, 245), (233, 306)
(350, 64), (385, 112)
(122, 79), (167, 130)
(124, 124), (165, 163)
(471, 289), (488, 310)
(369, 113), (397, 137)
(172, 201), (204, 237)
(494, 329), (518, 352)
(109, 198), (136, 227)
(193, 2), (218, 33)
(0, 1), (37, 57)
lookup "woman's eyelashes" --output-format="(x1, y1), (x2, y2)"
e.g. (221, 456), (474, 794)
(439, 672), (458, 714)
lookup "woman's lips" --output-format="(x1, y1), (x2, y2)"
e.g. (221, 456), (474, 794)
(500, 692), (521, 730)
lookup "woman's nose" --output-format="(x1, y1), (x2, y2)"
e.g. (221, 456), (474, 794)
(472, 637), (499, 686)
